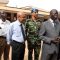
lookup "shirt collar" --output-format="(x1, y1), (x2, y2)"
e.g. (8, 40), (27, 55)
(16, 20), (21, 25)
(49, 18), (59, 24)
(31, 19), (37, 22)
(0, 19), (7, 23)
(49, 18), (54, 23)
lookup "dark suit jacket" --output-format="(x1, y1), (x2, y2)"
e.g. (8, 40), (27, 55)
(39, 19), (60, 54)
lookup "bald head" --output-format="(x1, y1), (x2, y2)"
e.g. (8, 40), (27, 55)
(50, 9), (58, 21)
(50, 9), (58, 15)
(17, 12), (26, 23)
(17, 12), (26, 16)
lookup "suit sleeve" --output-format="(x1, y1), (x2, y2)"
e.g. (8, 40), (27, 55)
(39, 22), (54, 44)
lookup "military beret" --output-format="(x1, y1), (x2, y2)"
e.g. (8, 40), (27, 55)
(31, 8), (38, 13)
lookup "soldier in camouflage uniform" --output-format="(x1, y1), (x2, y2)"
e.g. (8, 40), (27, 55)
(26, 8), (41, 60)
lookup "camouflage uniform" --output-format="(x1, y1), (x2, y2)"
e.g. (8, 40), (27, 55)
(26, 19), (41, 60)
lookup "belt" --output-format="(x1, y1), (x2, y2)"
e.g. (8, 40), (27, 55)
(43, 42), (51, 45)
(13, 40), (25, 44)
(0, 36), (6, 39)
(43, 41), (56, 45)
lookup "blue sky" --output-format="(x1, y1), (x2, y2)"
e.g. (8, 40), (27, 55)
(7, 0), (60, 11)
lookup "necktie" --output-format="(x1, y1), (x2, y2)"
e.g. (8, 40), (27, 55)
(53, 21), (56, 28)
(53, 21), (57, 31)
(20, 24), (25, 40)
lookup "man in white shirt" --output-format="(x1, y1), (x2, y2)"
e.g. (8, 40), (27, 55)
(7, 12), (26, 60)
(0, 12), (10, 60)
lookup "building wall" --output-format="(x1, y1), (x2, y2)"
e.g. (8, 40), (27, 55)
(0, 0), (8, 4)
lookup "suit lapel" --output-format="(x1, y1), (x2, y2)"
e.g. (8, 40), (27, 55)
(48, 20), (55, 30)
(48, 19), (59, 35)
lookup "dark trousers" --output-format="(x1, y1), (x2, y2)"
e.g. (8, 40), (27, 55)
(11, 40), (25, 60)
(28, 43), (40, 60)
(0, 36), (10, 60)
(57, 43), (60, 60)
(4, 43), (10, 60)
(41, 52), (58, 60)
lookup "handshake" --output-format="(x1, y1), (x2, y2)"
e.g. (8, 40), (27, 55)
(51, 37), (60, 44)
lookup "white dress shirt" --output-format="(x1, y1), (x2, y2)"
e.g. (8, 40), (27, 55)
(7, 20), (25, 44)
(49, 18), (55, 27)
(0, 19), (10, 37)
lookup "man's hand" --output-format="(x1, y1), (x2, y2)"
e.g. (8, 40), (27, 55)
(51, 37), (60, 44)
(55, 37), (60, 42)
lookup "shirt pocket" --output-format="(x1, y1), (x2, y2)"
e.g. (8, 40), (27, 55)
(13, 26), (21, 36)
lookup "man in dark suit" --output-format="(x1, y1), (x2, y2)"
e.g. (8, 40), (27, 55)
(57, 12), (60, 60)
(39, 9), (60, 60)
